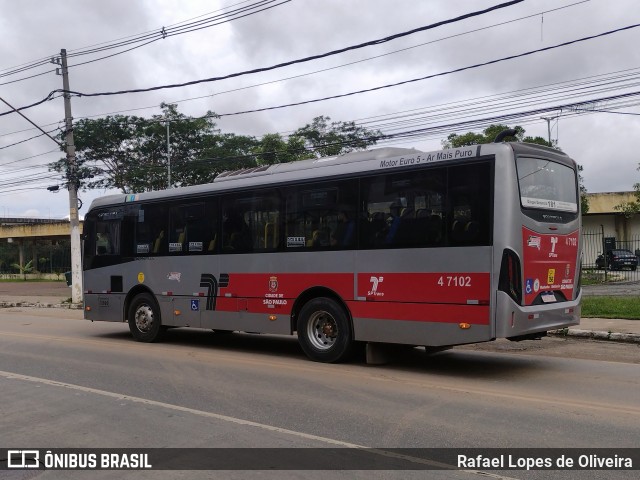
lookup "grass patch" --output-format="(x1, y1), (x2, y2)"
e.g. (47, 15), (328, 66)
(582, 296), (640, 320)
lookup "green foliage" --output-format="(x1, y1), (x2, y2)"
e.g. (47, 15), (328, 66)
(577, 165), (589, 214)
(50, 107), (381, 193)
(252, 133), (311, 165)
(442, 124), (526, 148)
(292, 115), (379, 157)
(11, 259), (33, 280)
(614, 165), (640, 217)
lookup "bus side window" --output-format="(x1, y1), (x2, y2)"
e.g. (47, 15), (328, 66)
(136, 204), (167, 256)
(223, 192), (280, 253)
(448, 162), (492, 247)
(285, 181), (356, 250)
(96, 233), (109, 255)
(363, 168), (446, 249)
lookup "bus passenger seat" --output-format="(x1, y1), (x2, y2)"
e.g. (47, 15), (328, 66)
(451, 220), (465, 243)
(153, 231), (165, 253)
(427, 215), (443, 244)
(208, 235), (217, 252)
(464, 221), (479, 242)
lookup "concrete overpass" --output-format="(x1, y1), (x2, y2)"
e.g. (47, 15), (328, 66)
(0, 218), (83, 269)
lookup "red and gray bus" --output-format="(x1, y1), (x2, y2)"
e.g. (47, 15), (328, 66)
(82, 140), (581, 362)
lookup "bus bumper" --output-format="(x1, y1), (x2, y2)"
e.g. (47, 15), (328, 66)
(494, 290), (581, 340)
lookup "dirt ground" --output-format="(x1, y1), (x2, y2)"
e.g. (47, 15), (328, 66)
(0, 281), (70, 304)
(0, 281), (69, 297)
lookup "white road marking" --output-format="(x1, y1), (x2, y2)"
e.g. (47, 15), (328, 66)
(0, 369), (520, 478)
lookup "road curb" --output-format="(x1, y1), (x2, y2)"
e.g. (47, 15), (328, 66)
(0, 301), (82, 310)
(548, 328), (640, 344)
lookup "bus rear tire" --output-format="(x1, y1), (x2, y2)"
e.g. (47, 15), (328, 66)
(297, 297), (353, 363)
(128, 293), (163, 343)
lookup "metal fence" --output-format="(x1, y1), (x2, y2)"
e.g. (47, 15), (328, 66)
(0, 239), (71, 276)
(582, 228), (640, 282)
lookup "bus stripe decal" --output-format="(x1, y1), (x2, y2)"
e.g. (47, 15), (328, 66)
(199, 274), (218, 311)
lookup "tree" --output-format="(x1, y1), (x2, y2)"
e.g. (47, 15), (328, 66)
(443, 124), (589, 213)
(614, 165), (640, 217)
(252, 133), (311, 166)
(50, 110), (381, 193)
(292, 116), (381, 158)
(50, 103), (228, 193)
(442, 124), (553, 148)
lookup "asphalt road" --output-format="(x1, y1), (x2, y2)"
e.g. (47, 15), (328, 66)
(0, 308), (638, 479)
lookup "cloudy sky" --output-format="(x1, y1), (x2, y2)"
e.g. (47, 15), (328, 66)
(1, 0), (639, 219)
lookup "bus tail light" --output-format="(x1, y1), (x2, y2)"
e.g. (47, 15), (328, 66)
(499, 248), (522, 305)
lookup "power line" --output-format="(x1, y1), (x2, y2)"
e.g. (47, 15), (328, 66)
(66, 0), (288, 59)
(0, 128), (61, 151)
(7, 17), (629, 122)
(0, 149), (60, 168)
(61, 0), (260, 57)
(50, 0), (588, 122)
(0, 91), (61, 118)
(0, 69), (56, 87)
(0, 0), (292, 80)
(72, 90), (640, 179)
(67, 0), (293, 69)
(207, 23), (640, 119)
(0, 1), (523, 119)
(4, 90), (636, 195)
(58, 0), (524, 99)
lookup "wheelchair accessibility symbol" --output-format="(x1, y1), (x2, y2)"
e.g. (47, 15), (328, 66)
(191, 299), (199, 311)
(525, 278), (533, 295)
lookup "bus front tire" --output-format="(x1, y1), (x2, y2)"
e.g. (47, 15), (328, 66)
(128, 293), (163, 343)
(297, 297), (353, 363)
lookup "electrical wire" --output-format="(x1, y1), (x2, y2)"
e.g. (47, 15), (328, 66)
(0, 0), (291, 80)
(57, 0), (524, 99)
(5, 16), (628, 121)
(0, 128), (61, 151)
(67, 1), (293, 68)
(58, 0), (591, 121)
(0, 91), (61, 118)
(207, 23), (640, 119)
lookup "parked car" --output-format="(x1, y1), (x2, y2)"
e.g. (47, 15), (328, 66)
(595, 249), (638, 271)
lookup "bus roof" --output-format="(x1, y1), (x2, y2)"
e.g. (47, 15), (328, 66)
(87, 142), (574, 211)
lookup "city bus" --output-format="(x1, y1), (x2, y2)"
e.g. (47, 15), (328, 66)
(82, 140), (582, 363)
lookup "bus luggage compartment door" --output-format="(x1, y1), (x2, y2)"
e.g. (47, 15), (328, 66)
(171, 297), (202, 327)
(84, 294), (122, 322)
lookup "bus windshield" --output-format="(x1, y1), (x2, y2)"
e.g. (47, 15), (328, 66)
(516, 156), (577, 213)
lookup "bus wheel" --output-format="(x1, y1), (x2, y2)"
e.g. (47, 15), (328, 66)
(128, 293), (163, 343)
(297, 297), (353, 363)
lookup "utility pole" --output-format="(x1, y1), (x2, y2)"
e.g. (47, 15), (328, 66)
(57, 49), (83, 304)
(540, 116), (555, 146)
(167, 119), (171, 188)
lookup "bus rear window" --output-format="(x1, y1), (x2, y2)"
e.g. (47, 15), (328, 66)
(516, 157), (577, 213)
